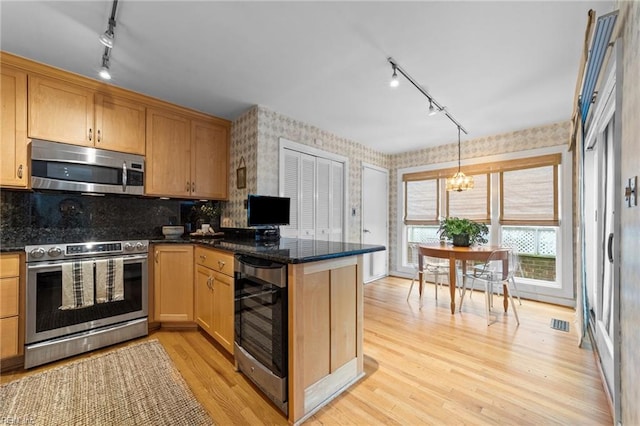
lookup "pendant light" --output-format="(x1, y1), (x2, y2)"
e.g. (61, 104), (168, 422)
(445, 126), (474, 192)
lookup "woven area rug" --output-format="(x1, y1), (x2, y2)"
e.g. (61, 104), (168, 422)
(1, 340), (213, 425)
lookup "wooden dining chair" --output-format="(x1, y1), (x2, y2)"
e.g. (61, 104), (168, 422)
(459, 249), (520, 326)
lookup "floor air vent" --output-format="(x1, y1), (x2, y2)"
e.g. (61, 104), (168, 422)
(550, 318), (570, 332)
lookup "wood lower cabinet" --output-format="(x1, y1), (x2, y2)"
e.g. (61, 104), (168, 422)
(153, 245), (194, 323)
(194, 247), (234, 353)
(1, 253), (22, 360)
(146, 107), (229, 199)
(1, 66), (28, 188)
(27, 75), (147, 155)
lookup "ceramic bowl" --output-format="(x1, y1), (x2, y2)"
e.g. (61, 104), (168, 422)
(162, 225), (184, 239)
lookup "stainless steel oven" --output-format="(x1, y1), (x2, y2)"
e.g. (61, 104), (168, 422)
(234, 254), (288, 414)
(24, 240), (148, 368)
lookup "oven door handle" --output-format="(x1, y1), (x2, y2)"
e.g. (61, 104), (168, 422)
(26, 254), (148, 270)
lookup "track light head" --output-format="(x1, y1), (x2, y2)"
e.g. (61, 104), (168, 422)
(99, 30), (114, 48)
(99, 56), (111, 80)
(390, 66), (399, 88)
(428, 99), (437, 116)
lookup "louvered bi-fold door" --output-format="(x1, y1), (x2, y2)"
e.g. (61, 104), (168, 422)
(316, 158), (331, 241)
(299, 153), (316, 239)
(281, 148), (344, 241)
(281, 150), (300, 238)
(330, 161), (344, 242)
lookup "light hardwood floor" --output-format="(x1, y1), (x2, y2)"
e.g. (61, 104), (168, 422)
(2, 275), (612, 425)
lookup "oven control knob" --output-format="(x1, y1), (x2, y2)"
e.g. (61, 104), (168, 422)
(135, 242), (146, 251)
(124, 243), (134, 252)
(48, 247), (63, 257)
(30, 248), (45, 258)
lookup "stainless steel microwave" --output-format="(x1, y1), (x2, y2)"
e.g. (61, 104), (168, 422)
(30, 140), (145, 195)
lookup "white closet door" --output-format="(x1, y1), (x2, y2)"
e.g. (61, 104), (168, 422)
(299, 153), (316, 239)
(279, 142), (346, 242)
(316, 158), (331, 241)
(281, 150), (300, 238)
(330, 161), (344, 242)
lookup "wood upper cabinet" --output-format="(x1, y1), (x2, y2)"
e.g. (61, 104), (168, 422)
(28, 75), (94, 146)
(146, 108), (229, 199)
(194, 247), (234, 353)
(191, 119), (229, 200)
(153, 245), (194, 323)
(146, 108), (192, 197)
(28, 75), (146, 155)
(1, 66), (28, 188)
(94, 93), (146, 154)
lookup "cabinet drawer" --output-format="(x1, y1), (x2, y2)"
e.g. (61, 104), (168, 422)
(0, 277), (19, 318)
(195, 247), (234, 276)
(0, 316), (19, 359)
(0, 254), (20, 278)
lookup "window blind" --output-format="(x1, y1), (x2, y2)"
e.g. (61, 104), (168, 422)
(404, 179), (439, 224)
(500, 165), (559, 225)
(447, 173), (489, 221)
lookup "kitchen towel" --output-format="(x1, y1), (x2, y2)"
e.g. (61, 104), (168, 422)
(95, 257), (124, 303)
(60, 260), (94, 310)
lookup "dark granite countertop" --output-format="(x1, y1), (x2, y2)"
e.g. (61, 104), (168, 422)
(2, 236), (385, 264)
(153, 237), (385, 264)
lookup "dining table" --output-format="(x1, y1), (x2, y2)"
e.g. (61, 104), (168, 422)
(417, 243), (510, 314)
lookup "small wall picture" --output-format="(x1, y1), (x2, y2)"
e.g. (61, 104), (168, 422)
(236, 157), (247, 189)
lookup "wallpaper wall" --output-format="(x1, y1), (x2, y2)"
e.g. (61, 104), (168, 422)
(224, 105), (390, 243)
(617, 0), (640, 423)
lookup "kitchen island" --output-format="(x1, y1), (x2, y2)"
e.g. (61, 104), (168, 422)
(199, 237), (384, 424)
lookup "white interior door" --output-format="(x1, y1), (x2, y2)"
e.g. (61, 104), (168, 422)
(362, 164), (388, 283)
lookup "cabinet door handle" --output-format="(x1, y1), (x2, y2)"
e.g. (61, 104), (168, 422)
(218, 260), (225, 269)
(155, 251), (159, 263)
(88, 128), (93, 141)
(186, 181), (190, 192)
(191, 182), (195, 193)
(17, 164), (23, 179)
(97, 129), (101, 142)
(200, 255), (206, 261)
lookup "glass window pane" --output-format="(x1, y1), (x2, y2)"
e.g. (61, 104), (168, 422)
(502, 225), (556, 282)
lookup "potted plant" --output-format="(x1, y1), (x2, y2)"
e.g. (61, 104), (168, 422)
(438, 217), (489, 247)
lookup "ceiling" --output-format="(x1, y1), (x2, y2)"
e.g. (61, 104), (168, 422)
(0, 1), (612, 154)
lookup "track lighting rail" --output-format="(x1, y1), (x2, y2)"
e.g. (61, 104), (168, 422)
(387, 57), (468, 135)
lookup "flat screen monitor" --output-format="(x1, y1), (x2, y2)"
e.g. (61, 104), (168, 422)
(247, 195), (291, 227)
